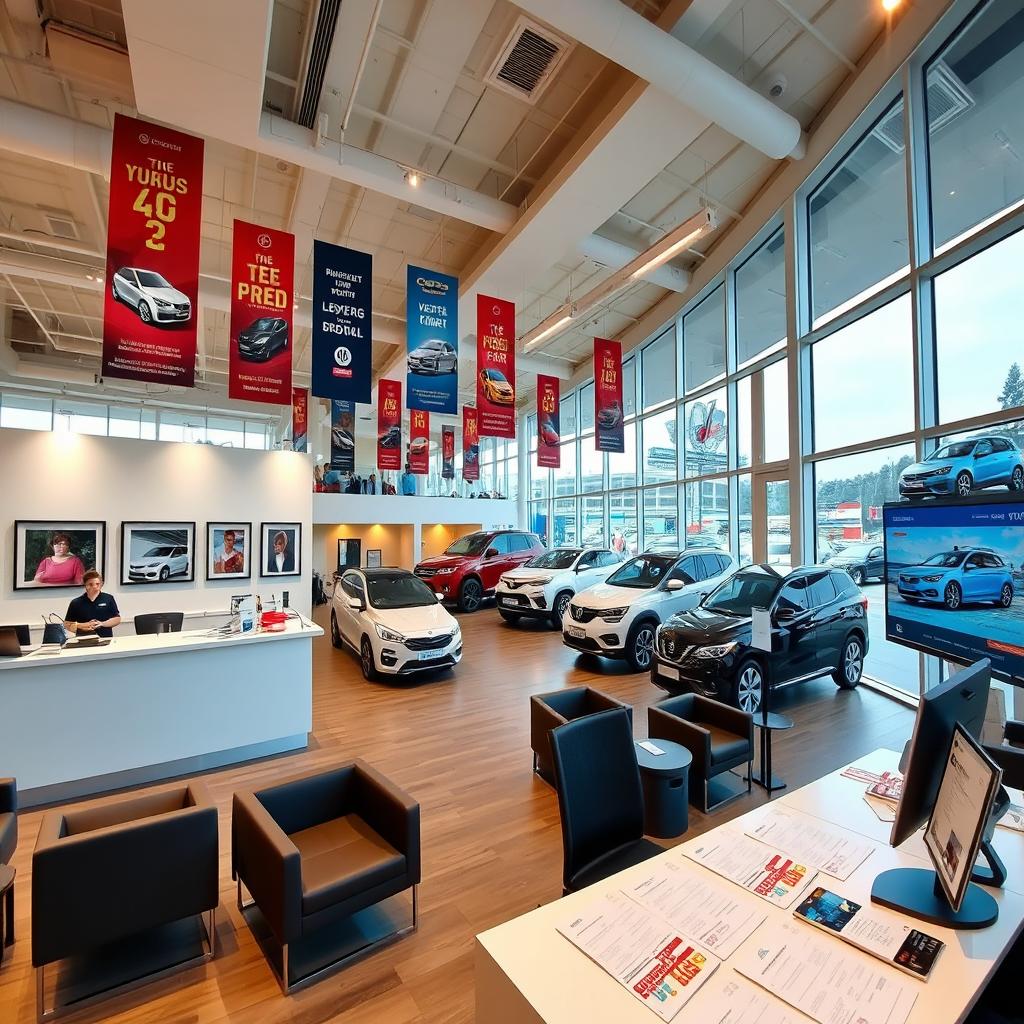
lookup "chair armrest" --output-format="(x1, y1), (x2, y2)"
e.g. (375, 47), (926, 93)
(648, 707), (711, 778)
(697, 697), (754, 742)
(0, 778), (15, 815)
(354, 761), (421, 883)
(232, 791), (302, 944)
(985, 744), (1024, 792)
(589, 689), (633, 722)
(1005, 720), (1024, 748)
(530, 696), (569, 750)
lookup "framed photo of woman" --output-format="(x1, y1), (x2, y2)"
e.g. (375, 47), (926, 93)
(206, 522), (252, 580)
(260, 522), (301, 578)
(14, 520), (106, 590)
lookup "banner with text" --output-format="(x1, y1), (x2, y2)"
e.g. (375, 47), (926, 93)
(228, 220), (294, 404)
(378, 379), (402, 471)
(462, 406), (480, 482)
(476, 294), (516, 438)
(536, 374), (561, 468)
(442, 426), (455, 479)
(331, 400), (355, 473)
(292, 387), (308, 452)
(312, 240), (372, 403)
(410, 409), (430, 475)
(594, 337), (625, 454)
(407, 265), (458, 415)
(103, 113), (204, 386)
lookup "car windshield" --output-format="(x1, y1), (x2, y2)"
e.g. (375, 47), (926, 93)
(526, 549), (581, 570)
(929, 442), (975, 460)
(606, 554), (674, 589)
(445, 533), (490, 556)
(251, 318), (277, 330)
(485, 370), (508, 383)
(704, 570), (783, 616)
(421, 341), (444, 351)
(367, 574), (437, 609)
(136, 271), (172, 289)
(142, 546), (173, 557)
(921, 551), (967, 568)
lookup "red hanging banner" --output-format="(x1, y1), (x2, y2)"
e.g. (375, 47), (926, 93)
(476, 294), (516, 439)
(409, 409), (430, 474)
(536, 374), (561, 468)
(292, 387), (308, 452)
(103, 113), (204, 386)
(441, 425), (455, 479)
(228, 220), (294, 404)
(463, 406), (480, 482)
(594, 337), (625, 454)
(378, 379), (402, 471)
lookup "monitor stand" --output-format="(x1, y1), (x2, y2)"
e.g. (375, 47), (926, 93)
(871, 869), (998, 930)
(970, 837), (1007, 888)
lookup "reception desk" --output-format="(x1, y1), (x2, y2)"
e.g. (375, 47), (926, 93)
(0, 616), (322, 806)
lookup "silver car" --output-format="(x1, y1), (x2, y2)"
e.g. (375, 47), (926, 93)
(128, 545), (190, 582)
(407, 339), (457, 375)
(111, 267), (192, 325)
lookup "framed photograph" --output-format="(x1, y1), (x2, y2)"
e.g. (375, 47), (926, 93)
(121, 521), (196, 585)
(14, 520), (106, 591)
(338, 538), (361, 571)
(261, 522), (301, 577)
(366, 548), (382, 569)
(207, 522), (252, 580)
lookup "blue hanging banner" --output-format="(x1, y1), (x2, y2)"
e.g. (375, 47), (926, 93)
(406, 264), (458, 415)
(312, 240), (372, 403)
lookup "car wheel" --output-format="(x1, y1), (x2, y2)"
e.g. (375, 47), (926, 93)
(458, 577), (483, 613)
(498, 610), (517, 624)
(111, 282), (119, 302)
(360, 636), (377, 681)
(551, 590), (573, 630)
(833, 635), (864, 690)
(1011, 466), (1024, 491)
(732, 660), (764, 715)
(159, 565), (170, 581)
(138, 300), (152, 324)
(955, 471), (973, 498)
(1000, 583), (1014, 609)
(944, 580), (962, 610)
(330, 612), (342, 648)
(626, 620), (656, 672)
(452, 359), (458, 375)
(849, 567), (865, 586)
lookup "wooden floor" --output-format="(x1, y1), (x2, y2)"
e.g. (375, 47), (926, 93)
(0, 604), (913, 1023)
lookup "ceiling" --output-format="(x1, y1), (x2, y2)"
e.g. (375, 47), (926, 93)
(0, 0), (903, 421)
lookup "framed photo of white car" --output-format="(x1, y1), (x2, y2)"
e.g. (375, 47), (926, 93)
(207, 522), (252, 580)
(121, 521), (196, 585)
(13, 520), (106, 591)
(261, 522), (301, 577)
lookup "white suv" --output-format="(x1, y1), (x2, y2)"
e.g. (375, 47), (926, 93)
(495, 547), (623, 628)
(562, 548), (737, 671)
(128, 545), (190, 582)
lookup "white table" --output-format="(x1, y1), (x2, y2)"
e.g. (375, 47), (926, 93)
(475, 749), (1024, 1024)
(0, 617), (322, 806)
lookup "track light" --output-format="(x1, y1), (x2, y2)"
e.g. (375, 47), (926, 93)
(405, 169), (421, 188)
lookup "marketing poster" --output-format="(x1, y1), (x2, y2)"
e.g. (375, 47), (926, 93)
(442, 425), (455, 479)
(463, 406), (480, 482)
(292, 387), (308, 452)
(407, 265), (458, 415)
(331, 399), (355, 473)
(312, 240), (372, 403)
(103, 113), (204, 386)
(378, 379), (402, 471)
(595, 337), (625, 453)
(537, 374), (561, 469)
(410, 409), (430, 475)
(476, 294), (516, 438)
(228, 220), (294, 404)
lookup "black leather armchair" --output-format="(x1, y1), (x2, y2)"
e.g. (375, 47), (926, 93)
(649, 694), (754, 812)
(985, 719), (1024, 789)
(232, 760), (420, 993)
(0, 778), (15, 957)
(531, 686), (632, 784)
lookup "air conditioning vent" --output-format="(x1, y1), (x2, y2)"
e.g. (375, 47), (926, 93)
(484, 17), (572, 104)
(296, 0), (342, 130)
(43, 213), (79, 239)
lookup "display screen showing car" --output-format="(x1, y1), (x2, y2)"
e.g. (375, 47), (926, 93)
(111, 267), (192, 325)
(899, 436), (1024, 499)
(480, 369), (514, 405)
(238, 316), (288, 361)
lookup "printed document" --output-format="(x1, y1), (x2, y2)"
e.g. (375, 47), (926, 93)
(688, 977), (806, 1024)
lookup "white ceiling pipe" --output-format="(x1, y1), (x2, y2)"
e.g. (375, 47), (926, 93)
(513, 0), (804, 160)
(576, 234), (689, 292)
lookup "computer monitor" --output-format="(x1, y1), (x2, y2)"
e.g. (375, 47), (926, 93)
(0, 624), (30, 646)
(0, 626), (25, 657)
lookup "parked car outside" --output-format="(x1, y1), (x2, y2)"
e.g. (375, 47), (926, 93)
(896, 547), (1014, 610)
(651, 564), (869, 714)
(330, 567), (462, 680)
(111, 267), (191, 324)
(407, 339), (458, 375)
(899, 436), (1024, 499)
(824, 541), (885, 586)
(479, 368), (515, 405)
(238, 316), (288, 361)
(128, 545), (190, 582)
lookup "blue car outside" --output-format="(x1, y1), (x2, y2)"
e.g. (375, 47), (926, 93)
(899, 436), (1024, 499)
(897, 547), (1014, 610)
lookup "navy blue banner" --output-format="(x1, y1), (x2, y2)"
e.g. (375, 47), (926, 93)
(330, 400), (355, 473)
(406, 265), (458, 415)
(312, 241), (372, 403)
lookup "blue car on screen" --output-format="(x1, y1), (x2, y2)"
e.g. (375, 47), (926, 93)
(899, 435), (1024, 499)
(897, 547), (1014, 610)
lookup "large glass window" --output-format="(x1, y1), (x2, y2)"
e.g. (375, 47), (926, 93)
(579, 382), (595, 434)
(641, 407), (677, 484)
(1, 393), (52, 431)
(735, 227), (786, 366)
(684, 478), (728, 546)
(560, 393), (577, 438)
(53, 400), (106, 436)
(683, 387), (728, 478)
(622, 357), (637, 418)
(609, 489), (637, 557)
(736, 375), (752, 469)
(608, 420), (637, 489)
(553, 497), (578, 546)
(643, 486), (678, 551)
(580, 442), (604, 493)
(529, 501), (549, 544)
(737, 475), (752, 565)
(642, 329), (676, 410)
(763, 359), (790, 463)
(581, 494), (605, 546)
(553, 442), (577, 496)
(683, 285), (725, 391)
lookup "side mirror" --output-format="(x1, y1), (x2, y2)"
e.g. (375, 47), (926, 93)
(485, 547), (499, 558)
(347, 597), (363, 611)
(666, 578), (685, 592)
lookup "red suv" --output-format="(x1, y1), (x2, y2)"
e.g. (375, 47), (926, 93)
(414, 530), (545, 612)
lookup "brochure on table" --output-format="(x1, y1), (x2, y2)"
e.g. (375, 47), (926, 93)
(687, 977), (805, 1024)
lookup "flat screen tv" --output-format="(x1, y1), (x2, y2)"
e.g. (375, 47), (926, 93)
(883, 494), (1024, 684)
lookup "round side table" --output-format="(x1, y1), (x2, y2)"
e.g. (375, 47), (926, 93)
(0, 863), (14, 962)
(635, 739), (692, 839)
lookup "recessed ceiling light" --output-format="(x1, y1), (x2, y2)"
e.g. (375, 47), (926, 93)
(881, 0), (900, 11)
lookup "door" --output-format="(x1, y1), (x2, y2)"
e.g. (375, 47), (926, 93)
(661, 555), (708, 616)
(865, 544), (885, 581)
(338, 571), (365, 643)
(803, 570), (843, 670)
(750, 472), (791, 566)
(480, 534), (512, 589)
(772, 577), (816, 680)
(972, 439), (996, 484)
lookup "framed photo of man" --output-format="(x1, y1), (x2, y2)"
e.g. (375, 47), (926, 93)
(207, 522), (252, 580)
(261, 522), (301, 578)
(120, 522), (196, 585)
(14, 520), (106, 590)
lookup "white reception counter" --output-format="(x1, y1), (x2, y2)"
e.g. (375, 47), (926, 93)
(0, 616), (322, 806)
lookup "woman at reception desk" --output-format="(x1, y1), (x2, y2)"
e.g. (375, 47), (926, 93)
(63, 569), (121, 637)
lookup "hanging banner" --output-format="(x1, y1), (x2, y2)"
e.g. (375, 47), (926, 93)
(537, 374), (561, 469)
(103, 113), (204, 386)
(378, 379), (402, 471)
(228, 220), (294, 404)
(595, 337), (625, 454)
(409, 409), (430, 475)
(292, 387), (308, 452)
(442, 426), (455, 479)
(407, 265), (458, 415)
(476, 294), (516, 439)
(312, 240), (372, 403)
(331, 400), (355, 473)
(463, 406), (480, 482)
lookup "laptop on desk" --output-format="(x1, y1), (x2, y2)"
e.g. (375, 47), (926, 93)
(0, 625), (37, 657)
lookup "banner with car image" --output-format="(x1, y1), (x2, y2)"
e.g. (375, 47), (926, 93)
(407, 265), (458, 415)
(537, 374), (561, 468)
(378, 379), (402, 471)
(331, 399), (355, 472)
(410, 409), (430, 475)
(103, 113), (204, 386)
(442, 426), (455, 478)
(594, 337), (625, 454)
(463, 406), (480, 482)
(292, 387), (308, 452)
(476, 294), (516, 439)
(228, 220), (294, 404)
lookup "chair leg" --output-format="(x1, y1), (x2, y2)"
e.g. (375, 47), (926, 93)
(533, 751), (538, 773)
(3, 879), (12, 948)
(280, 943), (290, 995)
(747, 760), (753, 794)
(37, 964), (45, 1023)
(412, 884), (418, 929)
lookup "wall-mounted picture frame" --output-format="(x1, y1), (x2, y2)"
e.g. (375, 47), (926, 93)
(206, 521), (252, 580)
(338, 538), (361, 571)
(14, 520), (106, 591)
(366, 548), (382, 569)
(121, 521), (196, 585)
(261, 522), (301, 577)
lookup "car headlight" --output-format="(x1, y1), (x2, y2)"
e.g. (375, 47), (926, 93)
(694, 642), (737, 659)
(451, 622), (461, 637)
(931, 466), (952, 475)
(600, 607), (629, 622)
(153, 297), (173, 308)
(921, 574), (944, 583)
(435, 567), (456, 575)
(375, 624), (405, 643)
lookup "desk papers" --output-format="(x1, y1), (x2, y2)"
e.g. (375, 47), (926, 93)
(692, 978), (806, 1024)
(745, 807), (874, 881)
(557, 891), (718, 1020)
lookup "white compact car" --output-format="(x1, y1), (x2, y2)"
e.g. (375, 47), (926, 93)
(562, 548), (737, 671)
(111, 267), (192, 324)
(495, 547), (623, 628)
(128, 545), (190, 582)
(330, 567), (463, 680)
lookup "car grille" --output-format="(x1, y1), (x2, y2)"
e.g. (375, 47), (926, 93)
(405, 633), (452, 651)
(564, 634), (599, 651)
(569, 605), (597, 623)
(503, 579), (522, 589)
(899, 574), (915, 585)
(658, 634), (694, 662)
(902, 470), (940, 482)
(414, 567), (437, 578)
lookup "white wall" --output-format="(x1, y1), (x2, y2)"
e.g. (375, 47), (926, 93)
(0, 428), (312, 630)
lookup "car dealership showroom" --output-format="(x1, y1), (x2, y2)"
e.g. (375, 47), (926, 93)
(3, 0), (1024, 1021)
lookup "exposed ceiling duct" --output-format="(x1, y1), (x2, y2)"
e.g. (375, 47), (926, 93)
(295, 0), (342, 129)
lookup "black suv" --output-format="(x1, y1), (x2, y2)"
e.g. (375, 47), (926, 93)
(650, 564), (869, 715)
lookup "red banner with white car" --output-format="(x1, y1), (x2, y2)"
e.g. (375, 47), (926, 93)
(103, 113), (204, 386)
(463, 406), (480, 482)
(378, 379), (402, 471)
(476, 294), (516, 439)
(536, 374), (561, 468)
(410, 409), (430, 475)
(594, 337), (625, 454)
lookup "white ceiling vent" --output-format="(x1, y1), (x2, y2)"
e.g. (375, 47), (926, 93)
(872, 61), (974, 154)
(484, 17), (573, 104)
(43, 212), (79, 239)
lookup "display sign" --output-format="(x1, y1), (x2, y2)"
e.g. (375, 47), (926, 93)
(312, 240), (372, 403)
(228, 220), (294, 404)
(537, 374), (561, 469)
(595, 337), (624, 453)
(378, 379), (402, 471)
(463, 406), (480, 482)
(441, 425), (455, 479)
(409, 409), (430, 475)
(407, 264), (458, 415)
(476, 294), (516, 438)
(331, 399), (355, 473)
(292, 387), (308, 452)
(103, 113), (204, 386)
